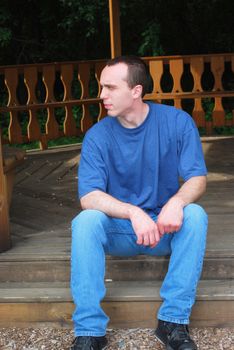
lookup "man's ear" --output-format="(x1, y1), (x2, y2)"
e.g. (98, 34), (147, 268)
(132, 85), (143, 98)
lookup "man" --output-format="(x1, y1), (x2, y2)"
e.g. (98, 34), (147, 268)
(71, 55), (208, 350)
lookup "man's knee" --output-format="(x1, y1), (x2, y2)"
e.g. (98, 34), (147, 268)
(184, 203), (208, 224)
(72, 209), (107, 226)
(183, 203), (208, 243)
(71, 209), (108, 242)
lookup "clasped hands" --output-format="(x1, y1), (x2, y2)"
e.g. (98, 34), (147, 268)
(129, 198), (184, 248)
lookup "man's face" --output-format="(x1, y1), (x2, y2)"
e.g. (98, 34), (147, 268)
(100, 63), (135, 118)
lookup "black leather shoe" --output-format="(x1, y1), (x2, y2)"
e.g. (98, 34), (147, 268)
(70, 336), (108, 350)
(155, 320), (197, 350)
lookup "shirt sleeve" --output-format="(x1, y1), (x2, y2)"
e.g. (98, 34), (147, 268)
(177, 114), (207, 181)
(78, 134), (108, 199)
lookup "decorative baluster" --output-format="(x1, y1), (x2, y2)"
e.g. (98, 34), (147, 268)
(95, 62), (106, 121)
(78, 63), (93, 132)
(61, 64), (77, 136)
(211, 56), (225, 127)
(4, 68), (23, 144)
(194, 98), (206, 128)
(169, 59), (183, 109)
(212, 96), (225, 128)
(190, 57), (205, 127)
(42, 66), (59, 143)
(149, 60), (163, 103)
(24, 66), (41, 142)
(211, 56), (224, 91)
(190, 56), (203, 92)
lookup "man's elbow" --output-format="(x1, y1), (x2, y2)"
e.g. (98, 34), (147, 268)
(80, 191), (98, 210)
(200, 175), (207, 195)
(80, 195), (90, 210)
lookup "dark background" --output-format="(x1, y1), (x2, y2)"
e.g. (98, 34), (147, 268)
(0, 0), (234, 65)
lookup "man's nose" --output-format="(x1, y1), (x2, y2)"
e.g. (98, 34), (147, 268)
(100, 87), (106, 99)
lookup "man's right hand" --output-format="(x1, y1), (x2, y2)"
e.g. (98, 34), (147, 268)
(128, 206), (160, 248)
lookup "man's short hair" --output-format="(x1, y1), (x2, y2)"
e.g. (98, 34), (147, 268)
(106, 55), (152, 97)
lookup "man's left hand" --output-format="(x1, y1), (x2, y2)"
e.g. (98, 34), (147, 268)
(157, 197), (184, 236)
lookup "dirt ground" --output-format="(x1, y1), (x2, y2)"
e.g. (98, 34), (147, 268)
(0, 327), (233, 350)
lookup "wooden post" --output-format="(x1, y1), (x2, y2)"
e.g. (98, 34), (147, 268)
(0, 132), (11, 252)
(108, 0), (122, 58)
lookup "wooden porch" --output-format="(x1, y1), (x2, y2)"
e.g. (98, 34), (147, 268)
(1, 53), (234, 249)
(0, 52), (234, 327)
(0, 136), (233, 328)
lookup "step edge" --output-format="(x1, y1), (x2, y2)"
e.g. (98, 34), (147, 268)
(1, 251), (234, 262)
(0, 281), (233, 302)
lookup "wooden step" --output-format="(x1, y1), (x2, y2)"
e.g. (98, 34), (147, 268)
(0, 253), (233, 283)
(0, 280), (233, 328)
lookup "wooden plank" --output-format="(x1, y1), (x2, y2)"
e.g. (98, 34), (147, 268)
(0, 261), (70, 282)
(24, 153), (77, 181)
(14, 159), (49, 185)
(0, 300), (233, 328)
(104, 300), (234, 328)
(0, 302), (73, 327)
(0, 254), (233, 283)
(0, 134), (11, 252)
(0, 280), (233, 303)
(12, 186), (79, 209)
(10, 193), (78, 221)
(108, 0), (121, 58)
(0, 280), (233, 327)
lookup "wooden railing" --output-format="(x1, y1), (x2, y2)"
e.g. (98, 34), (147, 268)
(0, 53), (233, 148)
(145, 53), (234, 134)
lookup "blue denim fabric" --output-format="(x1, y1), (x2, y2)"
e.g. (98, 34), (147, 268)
(71, 204), (208, 336)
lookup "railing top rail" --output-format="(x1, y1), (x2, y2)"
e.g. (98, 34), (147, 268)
(144, 52), (234, 62)
(0, 58), (107, 73)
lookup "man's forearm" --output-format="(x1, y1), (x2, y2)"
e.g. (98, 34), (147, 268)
(80, 190), (136, 219)
(156, 175), (207, 235)
(171, 175), (207, 207)
(80, 176), (206, 217)
(80, 190), (160, 247)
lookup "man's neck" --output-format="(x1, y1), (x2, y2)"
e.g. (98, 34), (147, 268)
(117, 102), (149, 128)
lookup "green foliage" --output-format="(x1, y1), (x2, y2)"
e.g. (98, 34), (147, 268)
(0, 0), (234, 64)
(0, 4), (12, 48)
(48, 135), (83, 147)
(9, 136), (83, 151)
(213, 126), (234, 135)
(138, 22), (164, 57)
(9, 141), (40, 150)
(0, 28), (11, 48)
(0, 112), (10, 138)
(225, 112), (233, 120)
(202, 98), (215, 121)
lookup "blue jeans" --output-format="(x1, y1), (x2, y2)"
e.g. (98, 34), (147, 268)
(71, 204), (208, 336)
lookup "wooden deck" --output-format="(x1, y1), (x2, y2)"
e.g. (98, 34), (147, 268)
(1, 136), (233, 259)
(4, 144), (82, 259)
(0, 136), (234, 328)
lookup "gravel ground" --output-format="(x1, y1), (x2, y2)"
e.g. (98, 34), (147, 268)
(0, 328), (233, 350)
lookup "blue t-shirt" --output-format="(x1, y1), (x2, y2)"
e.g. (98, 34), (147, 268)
(78, 102), (207, 214)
